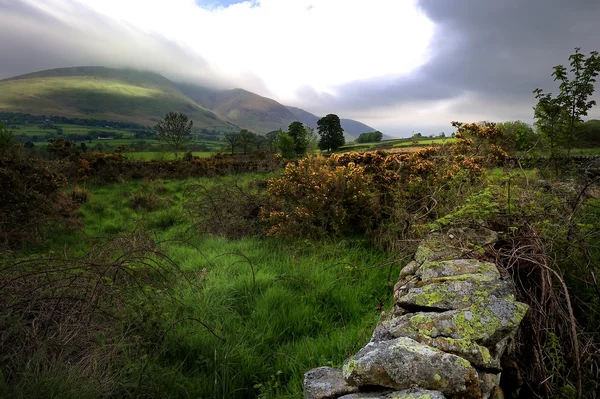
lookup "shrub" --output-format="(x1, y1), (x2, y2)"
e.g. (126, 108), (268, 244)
(0, 231), (187, 397)
(262, 156), (377, 237)
(184, 178), (270, 238)
(0, 152), (72, 248)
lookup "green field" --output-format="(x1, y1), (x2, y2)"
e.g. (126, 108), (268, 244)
(391, 137), (456, 147)
(10, 175), (397, 398)
(339, 137), (457, 153)
(126, 151), (215, 160)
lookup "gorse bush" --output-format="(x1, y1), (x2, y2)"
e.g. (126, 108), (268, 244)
(261, 132), (496, 248)
(262, 156), (376, 237)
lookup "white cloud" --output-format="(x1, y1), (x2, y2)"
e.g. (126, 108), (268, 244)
(64, 0), (434, 102)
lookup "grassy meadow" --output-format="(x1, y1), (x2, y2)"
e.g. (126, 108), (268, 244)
(8, 174), (402, 399)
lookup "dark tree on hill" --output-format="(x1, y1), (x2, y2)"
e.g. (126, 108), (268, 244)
(237, 129), (256, 155)
(155, 112), (192, 158)
(224, 134), (238, 155)
(288, 121), (308, 156)
(317, 114), (345, 153)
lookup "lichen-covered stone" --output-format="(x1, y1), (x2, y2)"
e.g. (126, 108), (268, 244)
(416, 336), (497, 370)
(418, 259), (500, 282)
(304, 367), (359, 399)
(399, 261), (420, 279)
(396, 278), (514, 311)
(414, 241), (463, 265)
(339, 389), (446, 399)
(414, 229), (497, 265)
(381, 297), (529, 348)
(393, 278), (418, 304)
(447, 227), (498, 247)
(342, 337), (480, 398)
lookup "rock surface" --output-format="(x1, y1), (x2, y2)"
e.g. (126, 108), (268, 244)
(339, 389), (446, 399)
(304, 367), (359, 399)
(343, 337), (480, 397)
(304, 228), (527, 399)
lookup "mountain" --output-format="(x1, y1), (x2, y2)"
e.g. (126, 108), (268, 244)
(0, 66), (379, 137)
(0, 66), (238, 132)
(285, 106), (376, 138)
(177, 84), (298, 134)
(179, 84), (377, 139)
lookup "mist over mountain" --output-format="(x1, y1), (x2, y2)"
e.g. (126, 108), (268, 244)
(0, 66), (377, 137)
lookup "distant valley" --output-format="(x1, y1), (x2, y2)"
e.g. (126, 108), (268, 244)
(0, 66), (377, 138)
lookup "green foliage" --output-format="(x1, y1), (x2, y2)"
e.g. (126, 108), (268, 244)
(317, 114), (345, 152)
(237, 129), (257, 154)
(577, 119), (600, 147)
(534, 47), (600, 155)
(155, 112), (193, 158)
(265, 130), (280, 152)
(355, 131), (383, 144)
(2, 177), (396, 398)
(0, 122), (14, 151)
(225, 133), (238, 154)
(275, 132), (296, 159)
(497, 120), (538, 152)
(287, 121), (308, 156)
(429, 188), (499, 230)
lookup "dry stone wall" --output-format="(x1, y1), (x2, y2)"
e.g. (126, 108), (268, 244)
(304, 228), (529, 399)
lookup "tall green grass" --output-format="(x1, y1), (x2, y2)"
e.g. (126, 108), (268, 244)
(16, 174), (403, 398)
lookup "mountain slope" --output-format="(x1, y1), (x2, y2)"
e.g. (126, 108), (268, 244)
(179, 83), (377, 138)
(0, 66), (379, 137)
(0, 67), (238, 131)
(178, 84), (297, 133)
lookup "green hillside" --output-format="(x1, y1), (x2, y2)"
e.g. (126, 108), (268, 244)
(0, 67), (238, 132)
(178, 85), (297, 133)
(0, 66), (378, 137)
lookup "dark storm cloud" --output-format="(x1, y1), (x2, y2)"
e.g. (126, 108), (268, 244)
(312, 0), (600, 116)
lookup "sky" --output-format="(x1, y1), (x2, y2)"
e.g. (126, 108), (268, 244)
(1, 0), (600, 136)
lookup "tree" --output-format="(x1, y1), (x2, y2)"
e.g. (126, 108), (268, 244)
(356, 131), (383, 143)
(237, 129), (256, 155)
(288, 121), (308, 156)
(317, 114), (345, 153)
(265, 130), (280, 152)
(0, 122), (14, 152)
(533, 90), (567, 158)
(305, 125), (318, 154)
(224, 134), (238, 155)
(255, 135), (267, 151)
(276, 132), (296, 159)
(155, 112), (192, 158)
(497, 121), (538, 152)
(579, 119), (600, 147)
(534, 47), (600, 155)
